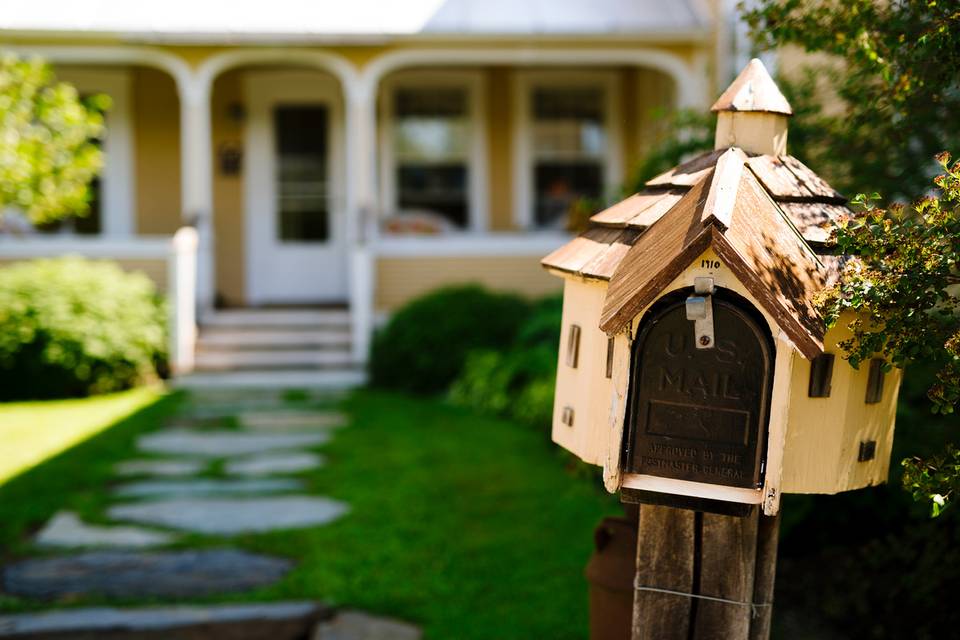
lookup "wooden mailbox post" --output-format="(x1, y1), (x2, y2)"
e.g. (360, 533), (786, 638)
(541, 60), (902, 639)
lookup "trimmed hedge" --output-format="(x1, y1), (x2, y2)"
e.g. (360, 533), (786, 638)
(0, 257), (167, 400)
(369, 285), (530, 394)
(449, 295), (562, 428)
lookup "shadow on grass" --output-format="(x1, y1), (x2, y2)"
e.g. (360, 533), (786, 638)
(0, 391), (183, 559)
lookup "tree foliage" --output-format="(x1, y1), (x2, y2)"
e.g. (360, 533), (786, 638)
(0, 54), (107, 227)
(744, 0), (960, 201)
(740, 1), (960, 515)
(818, 154), (960, 515)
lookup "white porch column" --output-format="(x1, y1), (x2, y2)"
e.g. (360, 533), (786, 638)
(346, 81), (379, 364)
(179, 85), (216, 316)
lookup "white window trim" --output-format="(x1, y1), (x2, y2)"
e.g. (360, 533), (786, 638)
(511, 70), (622, 230)
(53, 67), (135, 237)
(378, 70), (488, 233)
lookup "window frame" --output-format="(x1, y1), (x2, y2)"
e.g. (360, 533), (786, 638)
(511, 70), (622, 230)
(48, 67), (135, 237)
(378, 70), (488, 233)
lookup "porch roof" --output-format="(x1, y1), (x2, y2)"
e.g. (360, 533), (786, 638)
(0, 0), (709, 42)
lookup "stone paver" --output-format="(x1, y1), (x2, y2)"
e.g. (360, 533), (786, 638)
(312, 611), (422, 640)
(109, 496), (349, 535)
(115, 459), (207, 477)
(2, 550), (291, 600)
(225, 451), (325, 476)
(114, 478), (303, 498)
(137, 429), (329, 457)
(239, 411), (348, 431)
(34, 512), (175, 549)
(0, 602), (326, 639)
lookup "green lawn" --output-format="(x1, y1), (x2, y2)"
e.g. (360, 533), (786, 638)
(0, 389), (180, 561)
(241, 391), (621, 639)
(0, 389), (620, 639)
(0, 387), (166, 485)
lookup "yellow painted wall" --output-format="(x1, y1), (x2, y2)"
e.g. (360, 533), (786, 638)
(781, 318), (901, 494)
(375, 255), (561, 311)
(551, 278), (614, 466)
(487, 66), (515, 231)
(133, 67), (182, 234)
(211, 69), (246, 306)
(634, 66), (678, 167)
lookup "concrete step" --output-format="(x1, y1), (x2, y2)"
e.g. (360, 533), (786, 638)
(193, 349), (357, 371)
(201, 308), (349, 329)
(197, 328), (351, 350)
(176, 369), (367, 389)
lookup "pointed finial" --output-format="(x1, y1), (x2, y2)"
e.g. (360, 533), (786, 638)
(711, 58), (792, 116)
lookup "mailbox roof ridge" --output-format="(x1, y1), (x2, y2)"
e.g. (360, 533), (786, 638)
(598, 157), (826, 358)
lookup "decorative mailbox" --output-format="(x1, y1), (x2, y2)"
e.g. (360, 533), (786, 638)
(541, 60), (901, 515)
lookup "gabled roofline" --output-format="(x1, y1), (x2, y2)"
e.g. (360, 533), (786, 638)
(599, 224), (824, 359)
(599, 149), (826, 359)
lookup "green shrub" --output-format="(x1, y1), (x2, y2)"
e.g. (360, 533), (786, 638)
(369, 285), (531, 394)
(449, 294), (562, 428)
(0, 257), (167, 400)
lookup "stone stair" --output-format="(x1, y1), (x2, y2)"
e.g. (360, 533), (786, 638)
(180, 308), (365, 388)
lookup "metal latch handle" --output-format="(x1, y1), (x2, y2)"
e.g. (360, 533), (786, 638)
(686, 277), (716, 349)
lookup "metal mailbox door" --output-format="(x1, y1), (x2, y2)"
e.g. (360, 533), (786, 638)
(624, 292), (774, 489)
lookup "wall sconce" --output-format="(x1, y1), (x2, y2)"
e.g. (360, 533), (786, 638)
(218, 141), (243, 176)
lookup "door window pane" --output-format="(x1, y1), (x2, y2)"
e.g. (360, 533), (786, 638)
(275, 105), (329, 242)
(393, 87), (469, 228)
(530, 87), (606, 228)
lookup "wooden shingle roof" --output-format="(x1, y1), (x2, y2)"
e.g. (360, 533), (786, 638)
(541, 147), (849, 282)
(710, 58), (793, 116)
(596, 148), (827, 359)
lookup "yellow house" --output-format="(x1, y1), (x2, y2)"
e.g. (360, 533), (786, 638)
(0, 0), (743, 385)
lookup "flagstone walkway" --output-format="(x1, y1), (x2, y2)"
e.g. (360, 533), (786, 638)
(0, 388), (421, 639)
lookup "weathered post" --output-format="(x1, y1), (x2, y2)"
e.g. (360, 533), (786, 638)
(540, 59), (903, 640)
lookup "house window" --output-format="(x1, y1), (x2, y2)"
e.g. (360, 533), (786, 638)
(36, 95), (106, 236)
(36, 176), (102, 235)
(515, 73), (620, 230)
(33, 68), (134, 237)
(274, 105), (329, 242)
(382, 73), (487, 231)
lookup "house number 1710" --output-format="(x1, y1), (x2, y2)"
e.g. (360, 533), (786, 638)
(701, 259), (721, 269)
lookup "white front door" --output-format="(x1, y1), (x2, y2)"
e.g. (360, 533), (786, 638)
(244, 71), (347, 305)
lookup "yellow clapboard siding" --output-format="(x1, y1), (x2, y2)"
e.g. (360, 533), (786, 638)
(211, 69), (246, 306)
(375, 255), (561, 311)
(133, 67), (182, 235)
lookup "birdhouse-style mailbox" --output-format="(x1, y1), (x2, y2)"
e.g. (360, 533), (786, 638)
(542, 60), (901, 516)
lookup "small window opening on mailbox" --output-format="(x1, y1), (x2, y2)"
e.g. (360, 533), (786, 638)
(866, 358), (886, 404)
(605, 337), (615, 379)
(808, 353), (835, 398)
(566, 324), (581, 368)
